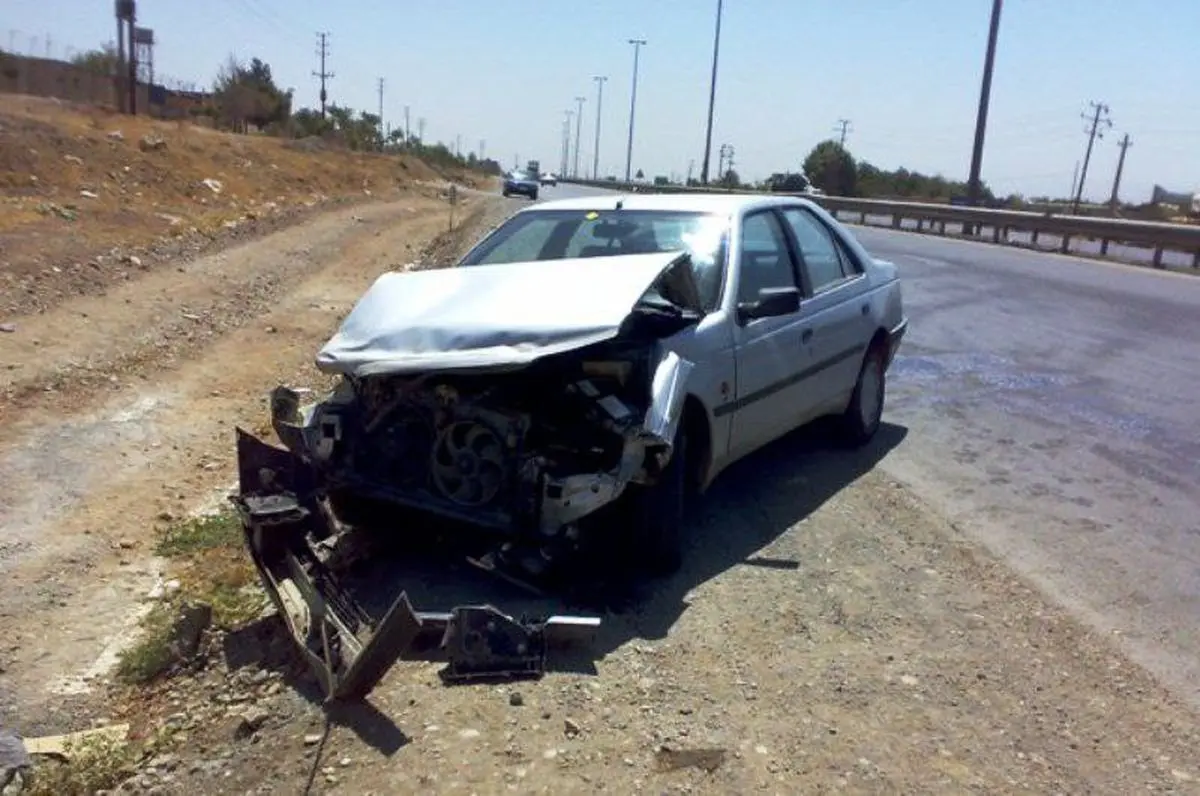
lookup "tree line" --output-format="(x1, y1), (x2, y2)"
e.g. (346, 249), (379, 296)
(64, 46), (502, 174)
(656, 140), (1000, 205)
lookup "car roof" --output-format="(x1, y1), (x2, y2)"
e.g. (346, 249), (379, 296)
(526, 191), (820, 216)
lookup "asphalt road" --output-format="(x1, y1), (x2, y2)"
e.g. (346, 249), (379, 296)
(532, 182), (1200, 707)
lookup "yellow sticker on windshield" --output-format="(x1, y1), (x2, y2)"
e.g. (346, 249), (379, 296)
(585, 211), (599, 220)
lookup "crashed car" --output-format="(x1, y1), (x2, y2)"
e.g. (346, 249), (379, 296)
(232, 192), (906, 699)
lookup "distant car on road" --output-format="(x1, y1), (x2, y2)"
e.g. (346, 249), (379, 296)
(501, 171), (539, 201)
(540, 173), (558, 187)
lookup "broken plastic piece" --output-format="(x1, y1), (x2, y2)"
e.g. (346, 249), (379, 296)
(231, 427), (602, 703)
(439, 605), (545, 682)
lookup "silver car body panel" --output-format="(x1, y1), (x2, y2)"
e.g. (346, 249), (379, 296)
(509, 194), (906, 487)
(315, 251), (696, 377)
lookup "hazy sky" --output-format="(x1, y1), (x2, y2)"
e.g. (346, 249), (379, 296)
(7, 0), (1199, 201)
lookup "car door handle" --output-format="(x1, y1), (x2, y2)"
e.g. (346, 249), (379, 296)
(801, 328), (813, 344)
(861, 303), (870, 316)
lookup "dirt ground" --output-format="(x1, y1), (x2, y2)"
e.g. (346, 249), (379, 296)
(1, 106), (1199, 794)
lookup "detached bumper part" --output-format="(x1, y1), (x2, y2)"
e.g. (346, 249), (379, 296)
(231, 428), (601, 702)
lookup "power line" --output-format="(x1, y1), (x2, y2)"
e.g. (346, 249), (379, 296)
(313, 32), (333, 118)
(834, 118), (852, 147)
(1071, 100), (1112, 214)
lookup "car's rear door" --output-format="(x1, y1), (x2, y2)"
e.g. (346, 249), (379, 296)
(778, 205), (872, 415)
(725, 209), (821, 460)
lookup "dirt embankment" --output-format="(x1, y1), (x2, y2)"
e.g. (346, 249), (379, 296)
(0, 95), (487, 320)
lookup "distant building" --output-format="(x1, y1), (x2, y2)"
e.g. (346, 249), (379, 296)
(1150, 184), (1200, 214)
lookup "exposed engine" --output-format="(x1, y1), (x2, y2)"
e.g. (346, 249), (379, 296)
(301, 354), (659, 536)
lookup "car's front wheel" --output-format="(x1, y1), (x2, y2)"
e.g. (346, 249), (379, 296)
(840, 342), (886, 446)
(629, 428), (689, 575)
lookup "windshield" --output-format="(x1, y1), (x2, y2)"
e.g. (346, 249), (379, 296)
(457, 208), (729, 310)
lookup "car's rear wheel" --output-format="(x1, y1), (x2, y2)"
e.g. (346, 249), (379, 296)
(840, 341), (886, 446)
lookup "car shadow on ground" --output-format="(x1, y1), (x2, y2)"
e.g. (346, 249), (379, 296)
(221, 418), (907, 753)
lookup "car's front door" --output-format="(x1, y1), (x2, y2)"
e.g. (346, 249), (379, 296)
(779, 205), (872, 415)
(725, 209), (821, 460)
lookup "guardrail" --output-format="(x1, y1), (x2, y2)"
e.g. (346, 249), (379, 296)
(560, 179), (1200, 271)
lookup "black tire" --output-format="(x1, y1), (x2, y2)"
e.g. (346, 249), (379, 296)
(531, 191), (539, 201)
(630, 428), (689, 575)
(840, 342), (886, 446)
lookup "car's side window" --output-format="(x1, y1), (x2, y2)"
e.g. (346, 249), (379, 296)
(781, 207), (858, 293)
(737, 211), (797, 304)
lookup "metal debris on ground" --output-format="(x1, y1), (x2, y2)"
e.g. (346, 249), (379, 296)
(230, 429), (601, 703)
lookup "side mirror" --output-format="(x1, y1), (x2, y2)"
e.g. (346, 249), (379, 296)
(736, 286), (801, 324)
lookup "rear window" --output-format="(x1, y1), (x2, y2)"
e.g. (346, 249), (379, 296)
(458, 209), (730, 310)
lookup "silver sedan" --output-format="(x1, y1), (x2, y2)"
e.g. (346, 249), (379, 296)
(256, 192), (907, 579)
(453, 192), (908, 566)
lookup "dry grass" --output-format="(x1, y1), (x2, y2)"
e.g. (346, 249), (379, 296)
(116, 511), (265, 685)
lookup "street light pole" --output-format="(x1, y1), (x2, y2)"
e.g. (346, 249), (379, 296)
(573, 95), (586, 179)
(624, 38), (647, 183)
(592, 75), (608, 181)
(561, 110), (573, 177)
(966, 0), (1003, 215)
(699, 0), (724, 185)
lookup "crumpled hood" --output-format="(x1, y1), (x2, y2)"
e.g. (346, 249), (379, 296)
(316, 251), (698, 377)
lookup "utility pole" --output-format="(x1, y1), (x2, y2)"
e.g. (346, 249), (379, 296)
(966, 0), (1003, 214)
(117, 1), (137, 115)
(624, 38), (647, 183)
(717, 144), (734, 182)
(479, 139), (486, 161)
(313, 33), (333, 119)
(417, 117), (426, 144)
(404, 106), (411, 144)
(835, 119), (852, 148)
(699, 0), (724, 184)
(562, 110), (573, 177)
(1072, 101), (1112, 214)
(592, 75), (608, 180)
(1109, 133), (1132, 212)
(376, 78), (385, 148)
(114, 3), (127, 112)
(573, 95), (586, 179)
(456, 134), (462, 158)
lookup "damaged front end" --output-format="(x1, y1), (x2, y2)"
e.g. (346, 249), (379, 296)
(231, 252), (699, 700)
(231, 431), (602, 700)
